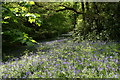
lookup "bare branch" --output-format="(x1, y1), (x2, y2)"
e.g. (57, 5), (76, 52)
(56, 5), (84, 14)
(35, 3), (84, 14)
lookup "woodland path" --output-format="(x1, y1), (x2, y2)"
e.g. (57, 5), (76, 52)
(3, 33), (72, 62)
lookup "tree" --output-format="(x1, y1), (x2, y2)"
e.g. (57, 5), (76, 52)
(73, 2), (120, 41)
(2, 2), (40, 46)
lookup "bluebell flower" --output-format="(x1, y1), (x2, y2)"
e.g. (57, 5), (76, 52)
(91, 58), (96, 61)
(81, 58), (84, 61)
(112, 74), (119, 78)
(112, 68), (116, 71)
(113, 59), (118, 64)
(98, 67), (103, 71)
(26, 71), (31, 75)
(8, 64), (14, 67)
(106, 65), (111, 69)
(22, 76), (27, 78)
(77, 70), (80, 73)
(3, 74), (9, 78)
(110, 56), (113, 58)
(79, 63), (82, 64)
(63, 62), (69, 64)
(38, 74), (42, 77)
(39, 62), (44, 64)
(55, 64), (60, 66)
(99, 49), (104, 52)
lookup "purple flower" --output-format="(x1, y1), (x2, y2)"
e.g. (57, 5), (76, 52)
(8, 64), (14, 67)
(91, 58), (96, 61)
(3, 74), (9, 78)
(81, 58), (84, 61)
(39, 62), (44, 64)
(63, 62), (70, 64)
(110, 56), (113, 58)
(79, 63), (82, 64)
(26, 71), (31, 75)
(114, 59), (118, 63)
(106, 65), (111, 69)
(93, 51), (97, 53)
(77, 70), (80, 73)
(112, 74), (119, 78)
(38, 75), (42, 77)
(112, 68), (116, 71)
(98, 67), (104, 71)
(0, 62), (4, 65)
(55, 64), (60, 66)
(32, 62), (36, 65)
(22, 76), (27, 78)
(74, 70), (77, 74)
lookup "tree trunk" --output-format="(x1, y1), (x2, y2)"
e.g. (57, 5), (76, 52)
(93, 3), (103, 34)
(73, 2), (79, 28)
(81, 2), (85, 21)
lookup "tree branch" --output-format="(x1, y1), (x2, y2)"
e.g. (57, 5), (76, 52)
(34, 3), (84, 14)
(56, 5), (84, 14)
(34, 2), (56, 11)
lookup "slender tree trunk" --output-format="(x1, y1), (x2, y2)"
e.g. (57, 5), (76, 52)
(81, 2), (85, 21)
(85, 2), (89, 12)
(81, 2), (86, 37)
(85, 2), (93, 33)
(93, 3), (103, 34)
(73, 2), (79, 28)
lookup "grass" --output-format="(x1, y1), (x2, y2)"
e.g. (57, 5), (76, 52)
(1, 38), (120, 78)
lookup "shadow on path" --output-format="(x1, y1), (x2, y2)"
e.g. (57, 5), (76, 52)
(2, 34), (72, 62)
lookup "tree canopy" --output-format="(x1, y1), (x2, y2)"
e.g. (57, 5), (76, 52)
(2, 2), (120, 47)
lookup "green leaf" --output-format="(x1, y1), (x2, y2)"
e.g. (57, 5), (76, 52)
(28, 17), (35, 23)
(2, 21), (9, 24)
(21, 38), (27, 44)
(26, 41), (34, 46)
(36, 22), (41, 26)
(29, 1), (35, 5)
(31, 40), (37, 43)
(4, 16), (11, 19)
(35, 13), (40, 17)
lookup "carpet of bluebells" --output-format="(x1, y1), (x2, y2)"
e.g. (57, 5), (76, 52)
(1, 38), (120, 78)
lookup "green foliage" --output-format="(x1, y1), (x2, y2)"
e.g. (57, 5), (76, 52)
(3, 29), (37, 46)
(2, 2), (40, 46)
(73, 2), (120, 41)
(3, 2), (120, 44)
(41, 12), (73, 35)
(1, 2), (120, 78)
(25, 13), (41, 26)
(30, 2), (74, 39)
(2, 2), (74, 44)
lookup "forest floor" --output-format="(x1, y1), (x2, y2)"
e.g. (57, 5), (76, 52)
(1, 34), (120, 78)
(2, 34), (72, 62)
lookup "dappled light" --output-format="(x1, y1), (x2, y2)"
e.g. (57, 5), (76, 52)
(1, 39), (120, 78)
(1, 2), (120, 78)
